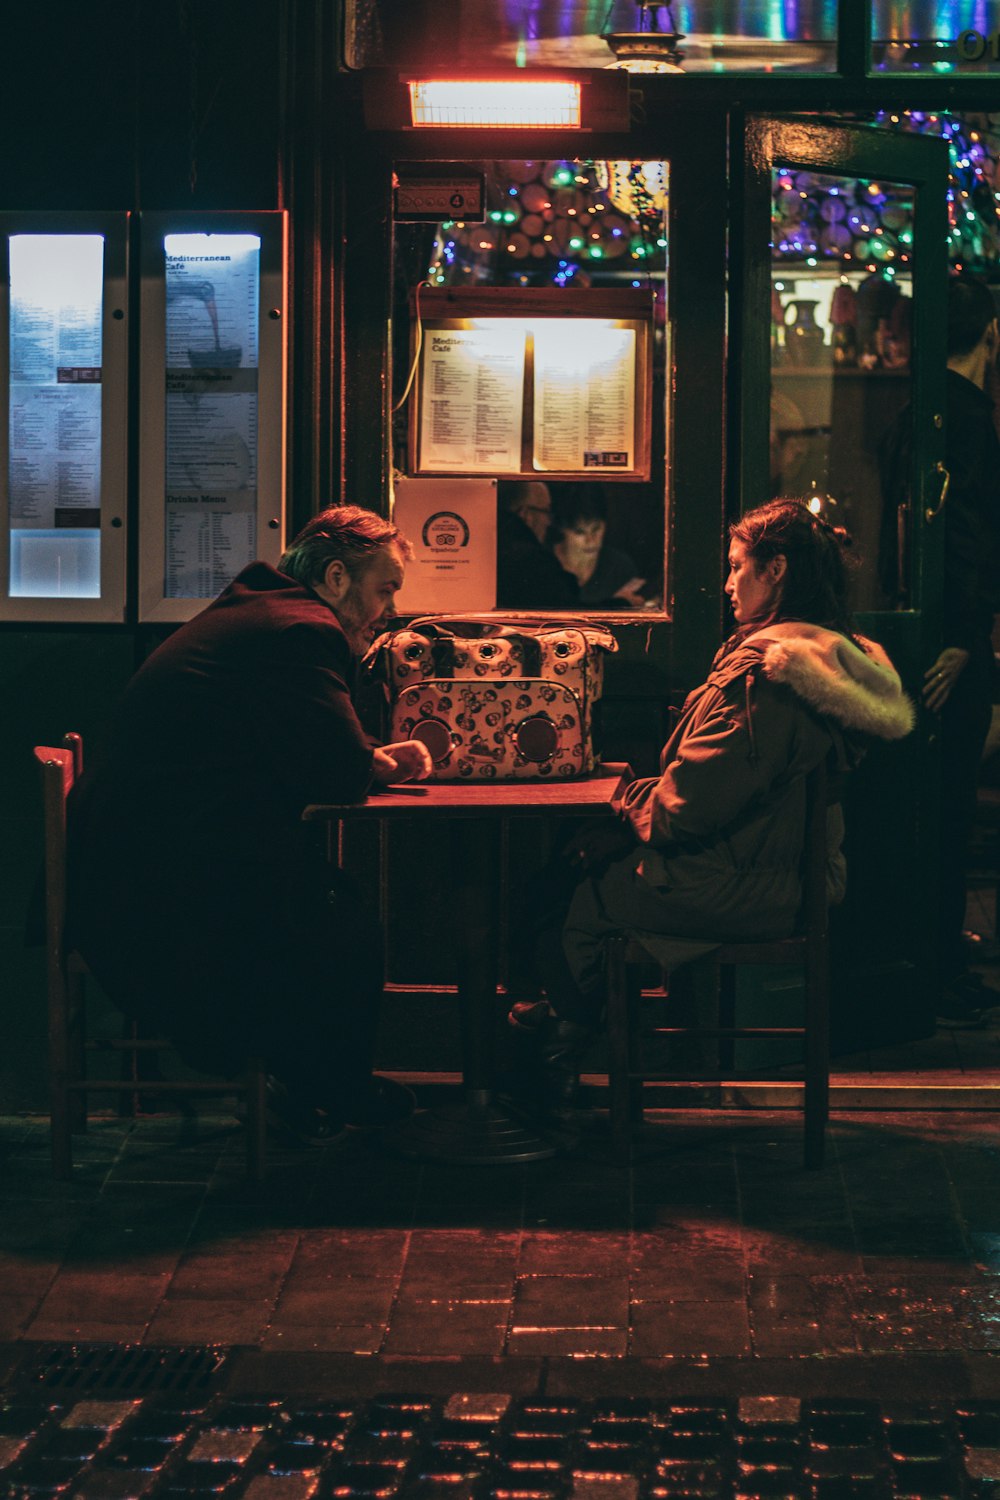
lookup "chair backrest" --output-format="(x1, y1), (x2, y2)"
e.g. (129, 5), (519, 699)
(798, 759), (829, 943)
(33, 739), (80, 974)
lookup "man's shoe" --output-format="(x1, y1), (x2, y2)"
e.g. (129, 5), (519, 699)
(263, 1077), (347, 1147)
(341, 1075), (416, 1129)
(936, 974), (991, 1030)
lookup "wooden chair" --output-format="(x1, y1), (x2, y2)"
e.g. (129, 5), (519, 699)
(35, 733), (268, 1181)
(604, 760), (830, 1169)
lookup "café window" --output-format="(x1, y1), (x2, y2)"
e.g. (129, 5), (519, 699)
(871, 1), (1000, 73)
(391, 159), (669, 614)
(346, 1), (837, 73)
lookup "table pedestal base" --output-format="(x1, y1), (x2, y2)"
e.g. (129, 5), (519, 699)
(382, 1092), (570, 1164)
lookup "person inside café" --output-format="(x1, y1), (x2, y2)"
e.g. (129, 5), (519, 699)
(549, 485), (646, 608)
(879, 273), (1000, 1028)
(496, 479), (580, 608)
(67, 504), (433, 1145)
(509, 498), (916, 1112)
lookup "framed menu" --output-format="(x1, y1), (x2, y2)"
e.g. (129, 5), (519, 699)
(407, 287), (653, 481)
(0, 212), (129, 623)
(138, 211), (287, 623)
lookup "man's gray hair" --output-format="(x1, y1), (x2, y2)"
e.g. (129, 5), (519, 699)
(279, 505), (411, 587)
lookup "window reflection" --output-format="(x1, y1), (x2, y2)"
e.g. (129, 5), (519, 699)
(770, 168), (914, 610)
(871, 1), (1000, 73)
(496, 478), (662, 610)
(392, 158), (668, 613)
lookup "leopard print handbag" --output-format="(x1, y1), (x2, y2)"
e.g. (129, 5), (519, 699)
(366, 615), (618, 781)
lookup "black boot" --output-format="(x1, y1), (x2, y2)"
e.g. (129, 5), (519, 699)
(508, 1000), (595, 1115)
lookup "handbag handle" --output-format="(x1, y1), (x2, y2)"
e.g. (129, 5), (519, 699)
(404, 614), (617, 645)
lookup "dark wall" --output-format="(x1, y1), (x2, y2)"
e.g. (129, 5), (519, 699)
(2, 0), (288, 1109)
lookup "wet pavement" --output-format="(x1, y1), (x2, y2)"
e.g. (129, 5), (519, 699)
(2, 1101), (1000, 1495)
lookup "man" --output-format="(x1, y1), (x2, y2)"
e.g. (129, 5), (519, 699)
(496, 480), (579, 609)
(68, 505), (432, 1142)
(882, 275), (1000, 1027)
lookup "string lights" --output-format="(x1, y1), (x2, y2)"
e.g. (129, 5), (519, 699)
(426, 159), (667, 287)
(771, 110), (1000, 273)
(425, 114), (999, 288)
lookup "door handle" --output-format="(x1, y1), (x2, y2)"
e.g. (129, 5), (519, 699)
(925, 461), (950, 522)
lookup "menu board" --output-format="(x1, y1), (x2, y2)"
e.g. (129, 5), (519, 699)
(418, 325), (524, 473)
(409, 288), (652, 481)
(163, 232), (261, 598)
(7, 234), (104, 598)
(533, 323), (636, 473)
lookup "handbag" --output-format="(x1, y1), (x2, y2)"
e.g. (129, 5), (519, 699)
(366, 615), (618, 780)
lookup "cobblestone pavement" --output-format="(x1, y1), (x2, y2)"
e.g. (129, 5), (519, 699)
(4, 1378), (1000, 1498)
(4, 1107), (1000, 1494)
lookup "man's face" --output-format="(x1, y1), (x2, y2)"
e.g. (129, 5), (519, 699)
(320, 542), (405, 653)
(515, 484), (553, 543)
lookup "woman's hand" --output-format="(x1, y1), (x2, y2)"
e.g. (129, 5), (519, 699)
(922, 647), (969, 713)
(372, 740), (434, 785)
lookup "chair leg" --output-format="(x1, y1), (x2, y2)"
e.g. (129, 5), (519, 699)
(605, 935), (634, 1159)
(48, 970), (74, 1180)
(245, 1061), (268, 1182)
(66, 968), (88, 1134)
(803, 947), (830, 1169)
(717, 963), (736, 1074)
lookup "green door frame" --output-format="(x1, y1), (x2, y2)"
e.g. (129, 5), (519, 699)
(735, 115), (951, 1038)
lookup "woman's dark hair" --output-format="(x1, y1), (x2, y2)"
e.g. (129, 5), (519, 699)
(730, 498), (855, 633)
(551, 484), (608, 534)
(279, 504), (410, 587)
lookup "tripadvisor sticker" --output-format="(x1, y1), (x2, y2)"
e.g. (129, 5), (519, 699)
(422, 511), (470, 551)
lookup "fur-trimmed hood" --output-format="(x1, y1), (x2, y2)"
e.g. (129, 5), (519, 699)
(743, 620), (915, 741)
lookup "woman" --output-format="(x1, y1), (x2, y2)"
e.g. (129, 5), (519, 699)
(550, 487), (646, 608)
(511, 498), (915, 1108)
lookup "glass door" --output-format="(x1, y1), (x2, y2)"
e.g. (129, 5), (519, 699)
(739, 116), (950, 1050)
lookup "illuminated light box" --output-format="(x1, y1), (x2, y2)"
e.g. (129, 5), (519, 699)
(363, 72), (628, 133)
(407, 287), (653, 481)
(138, 211), (288, 624)
(1, 214), (129, 623)
(408, 79), (581, 129)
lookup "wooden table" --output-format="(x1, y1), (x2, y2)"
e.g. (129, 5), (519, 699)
(303, 763), (633, 1163)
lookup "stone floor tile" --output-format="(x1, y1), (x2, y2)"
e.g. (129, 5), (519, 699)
(628, 1299), (751, 1357)
(381, 1301), (507, 1356)
(144, 1296), (271, 1344)
(513, 1275), (630, 1327)
(0, 1256), (61, 1296)
(742, 1232), (864, 1275)
(402, 1229), (521, 1280)
(629, 1238), (745, 1301)
(260, 1323), (385, 1353)
(30, 1271), (171, 1323)
(0, 1295), (44, 1339)
(289, 1229), (409, 1278)
(747, 1274), (858, 1355)
(505, 1326), (628, 1356)
(22, 1319), (153, 1342)
(272, 1279), (397, 1326)
(517, 1232), (631, 1275)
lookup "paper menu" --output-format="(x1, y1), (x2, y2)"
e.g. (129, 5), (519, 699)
(418, 324), (524, 473)
(532, 322), (635, 473)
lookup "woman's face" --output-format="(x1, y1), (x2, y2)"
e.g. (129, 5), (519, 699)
(725, 538), (784, 624)
(560, 517), (605, 564)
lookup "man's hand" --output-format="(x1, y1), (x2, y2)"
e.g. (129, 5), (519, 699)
(923, 646), (970, 713)
(372, 740), (434, 785)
